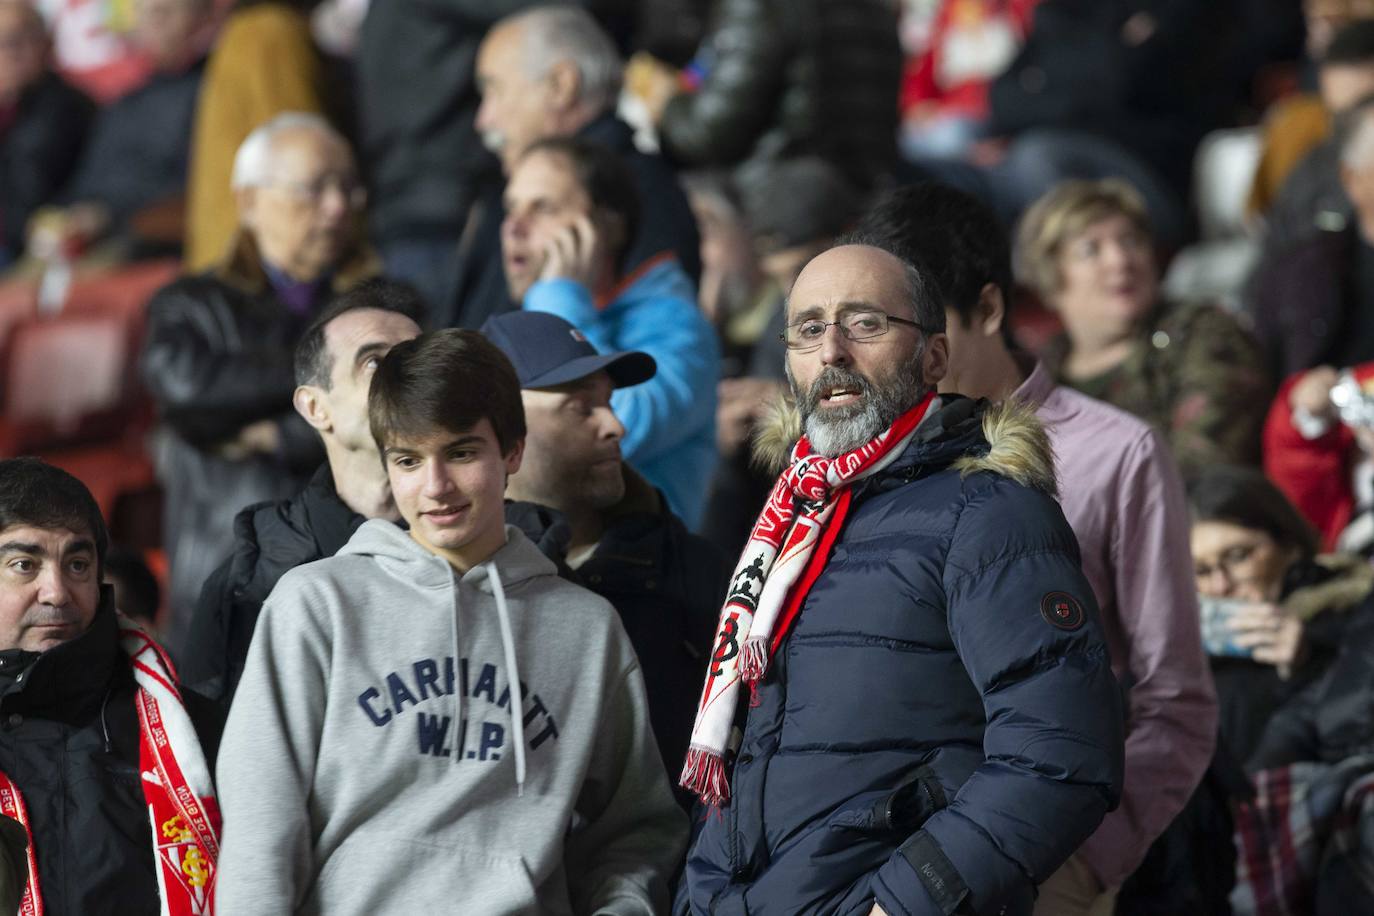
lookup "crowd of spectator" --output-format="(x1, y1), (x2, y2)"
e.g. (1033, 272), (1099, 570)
(7, 0), (1374, 913)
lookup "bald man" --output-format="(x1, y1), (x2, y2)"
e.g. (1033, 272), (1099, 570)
(677, 240), (1123, 916)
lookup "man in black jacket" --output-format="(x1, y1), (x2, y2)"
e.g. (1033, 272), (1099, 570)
(0, 458), (222, 915)
(482, 309), (726, 800)
(181, 279), (423, 708)
(140, 113), (379, 643)
(448, 4), (700, 329)
(0, 0), (92, 267)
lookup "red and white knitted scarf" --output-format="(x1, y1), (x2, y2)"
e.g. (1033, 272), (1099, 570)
(0, 622), (221, 916)
(681, 392), (939, 806)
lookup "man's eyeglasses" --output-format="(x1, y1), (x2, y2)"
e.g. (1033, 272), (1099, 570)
(268, 176), (367, 210)
(781, 310), (924, 351)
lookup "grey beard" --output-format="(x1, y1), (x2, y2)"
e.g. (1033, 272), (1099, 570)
(791, 343), (928, 458)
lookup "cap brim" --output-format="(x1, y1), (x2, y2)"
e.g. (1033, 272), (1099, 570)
(523, 350), (657, 390)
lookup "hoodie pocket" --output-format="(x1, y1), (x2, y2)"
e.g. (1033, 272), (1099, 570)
(311, 829), (540, 915)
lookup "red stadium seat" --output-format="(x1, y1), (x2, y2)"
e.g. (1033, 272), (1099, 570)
(0, 314), (131, 452)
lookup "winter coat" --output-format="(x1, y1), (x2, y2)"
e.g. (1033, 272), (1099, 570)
(1251, 594), (1374, 770)
(656, 0), (901, 190)
(0, 594), (221, 916)
(140, 230), (378, 633)
(0, 72), (93, 259)
(505, 468), (728, 793)
(181, 464), (364, 710)
(677, 397), (1125, 916)
(524, 258), (720, 528)
(445, 113), (703, 330)
(1211, 554), (1374, 766)
(1249, 227), (1360, 383)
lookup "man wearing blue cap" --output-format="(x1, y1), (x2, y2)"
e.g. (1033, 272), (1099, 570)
(482, 309), (727, 799)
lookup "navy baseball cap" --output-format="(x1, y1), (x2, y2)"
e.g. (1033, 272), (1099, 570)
(479, 311), (656, 389)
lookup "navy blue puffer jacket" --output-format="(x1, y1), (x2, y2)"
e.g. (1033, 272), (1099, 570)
(677, 397), (1125, 915)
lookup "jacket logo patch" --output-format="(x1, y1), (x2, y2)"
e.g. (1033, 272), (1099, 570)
(1040, 592), (1085, 631)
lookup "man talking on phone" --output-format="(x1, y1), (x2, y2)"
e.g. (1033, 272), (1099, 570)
(501, 136), (720, 528)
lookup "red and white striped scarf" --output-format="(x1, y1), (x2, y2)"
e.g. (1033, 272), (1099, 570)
(681, 392), (939, 806)
(0, 621), (220, 916)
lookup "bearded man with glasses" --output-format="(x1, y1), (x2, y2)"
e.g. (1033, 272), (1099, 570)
(677, 238), (1125, 916)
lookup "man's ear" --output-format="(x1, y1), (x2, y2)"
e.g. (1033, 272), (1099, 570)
(503, 437), (526, 479)
(234, 187), (258, 229)
(976, 283), (1007, 338)
(547, 59), (581, 111)
(292, 385), (332, 433)
(922, 333), (950, 387)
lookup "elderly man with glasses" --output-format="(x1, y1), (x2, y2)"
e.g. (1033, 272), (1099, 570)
(676, 237), (1124, 916)
(140, 112), (379, 647)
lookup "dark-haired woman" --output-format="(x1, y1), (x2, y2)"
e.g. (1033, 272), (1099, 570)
(1188, 464), (1374, 765)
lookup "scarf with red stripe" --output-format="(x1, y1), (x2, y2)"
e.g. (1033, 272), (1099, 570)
(0, 621), (220, 916)
(681, 392), (939, 806)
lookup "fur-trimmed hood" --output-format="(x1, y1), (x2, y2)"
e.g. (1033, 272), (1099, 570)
(751, 393), (1058, 498)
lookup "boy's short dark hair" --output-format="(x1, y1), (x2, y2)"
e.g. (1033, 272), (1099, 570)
(368, 329), (526, 457)
(856, 181), (1015, 346)
(0, 458), (108, 575)
(520, 136), (640, 269)
(294, 279), (429, 388)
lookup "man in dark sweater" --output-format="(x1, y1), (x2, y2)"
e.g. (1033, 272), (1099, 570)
(180, 280), (423, 708)
(447, 4), (700, 329)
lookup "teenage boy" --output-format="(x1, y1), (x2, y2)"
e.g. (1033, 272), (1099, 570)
(215, 329), (686, 914)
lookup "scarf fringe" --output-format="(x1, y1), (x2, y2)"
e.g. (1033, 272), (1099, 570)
(681, 746), (732, 806)
(738, 637), (769, 684)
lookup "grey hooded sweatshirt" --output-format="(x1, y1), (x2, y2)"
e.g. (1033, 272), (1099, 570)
(215, 520), (687, 915)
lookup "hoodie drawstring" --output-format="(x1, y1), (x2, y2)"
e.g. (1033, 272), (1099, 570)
(486, 561), (526, 796)
(449, 568), (465, 770)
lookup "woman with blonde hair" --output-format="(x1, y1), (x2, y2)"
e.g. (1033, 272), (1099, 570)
(1018, 178), (1271, 471)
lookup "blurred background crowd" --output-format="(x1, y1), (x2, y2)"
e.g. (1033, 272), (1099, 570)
(9, 0), (1374, 909)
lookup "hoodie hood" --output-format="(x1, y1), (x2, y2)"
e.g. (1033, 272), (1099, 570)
(337, 519), (558, 593)
(751, 391), (1058, 498)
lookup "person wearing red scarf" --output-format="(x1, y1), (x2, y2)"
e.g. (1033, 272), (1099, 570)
(677, 241), (1124, 916)
(0, 458), (222, 916)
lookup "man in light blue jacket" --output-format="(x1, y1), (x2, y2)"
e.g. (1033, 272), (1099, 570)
(501, 135), (719, 528)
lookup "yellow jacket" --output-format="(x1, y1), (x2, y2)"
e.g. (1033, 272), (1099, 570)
(184, 4), (327, 271)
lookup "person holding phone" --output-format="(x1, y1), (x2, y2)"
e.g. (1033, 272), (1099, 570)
(1189, 465), (1374, 765)
(502, 136), (720, 529)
